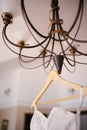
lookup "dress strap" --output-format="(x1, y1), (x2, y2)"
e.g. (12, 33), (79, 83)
(34, 104), (38, 111)
(77, 85), (84, 115)
(76, 86), (84, 130)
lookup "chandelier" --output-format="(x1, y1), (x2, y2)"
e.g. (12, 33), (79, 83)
(1, 0), (87, 73)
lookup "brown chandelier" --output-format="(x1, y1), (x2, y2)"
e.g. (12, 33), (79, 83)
(1, 0), (87, 73)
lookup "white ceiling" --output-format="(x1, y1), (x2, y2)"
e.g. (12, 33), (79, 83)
(0, 0), (87, 110)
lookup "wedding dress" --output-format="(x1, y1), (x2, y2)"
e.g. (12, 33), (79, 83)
(30, 87), (84, 130)
(30, 106), (78, 130)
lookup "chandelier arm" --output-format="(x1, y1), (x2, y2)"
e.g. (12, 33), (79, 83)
(2, 30), (21, 56)
(3, 25), (21, 48)
(58, 34), (75, 67)
(67, 57), (87, 65)
(66, 0), (86, 43)
(50, 6), (68, 43)
(56, 8), (69, 55)
(43, 60), (54, 75)
(42, 36), (55, 69)
(19, 51), (43, 63)
(44, 38), (55, 68)
(22, 11), (50, 45)
(41, 42), (56, 56)
(47, 36), (55, 68)
(67, 35), (87, 43)
(3, 25), (49, 48)
(55, 0), (84, 44)
(39, 24), (57, 57)
(19, 55), (41, 63)
(19, 57), (51, 70)
(22, 12), (44, 42)
(59, 36), (71, 55)
(43, 57), (49, 69)
(68, 0), (83, 34)
(59, 42), (81, 56)
(63, 62), (76, 73)
(2, 29), (50, 59)
(19, 45), (52, 63)
(68, 1), (86, 45)
(55, 8), (63, 31)
(54, 18), (75, 67)
(40, 22), (57, 56)
(59, 38), (82, 56)
(66, 38), (87, 56)
(46, 4), (60, 57)
(60, 44), (75, 67)
(42, 42), (54, 69)
(53, 8), (76, 67)
(60, 4), (84, 56)
(3, 29), (54, 70)
(21, 5), (51, 43)
(72, 54), (76, 66)
(63, 4), (86, 57)
(43, 54), (53, 69)
(20, 35), (52, 68)
(1, 0), (87, 72)
(40, 33), (54, 56)
(50, 7), (56, 55)
(49, 7), (59, 22)
(21, 0), (49, 38)
(68, 0), (83, 44)
(40, 43), (56, 57)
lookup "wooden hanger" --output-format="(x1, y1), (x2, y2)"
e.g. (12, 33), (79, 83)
(31, 70), (87, 108)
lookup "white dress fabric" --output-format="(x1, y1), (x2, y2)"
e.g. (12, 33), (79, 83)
(30, 86), (84, 130)
(30, 107), (78, 130)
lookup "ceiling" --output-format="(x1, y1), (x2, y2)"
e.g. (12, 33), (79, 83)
(0, 0), (87, 110)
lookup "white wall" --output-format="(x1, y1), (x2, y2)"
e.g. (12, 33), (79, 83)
(17, 67), (47, 106)
(0, 69), (20, 108)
